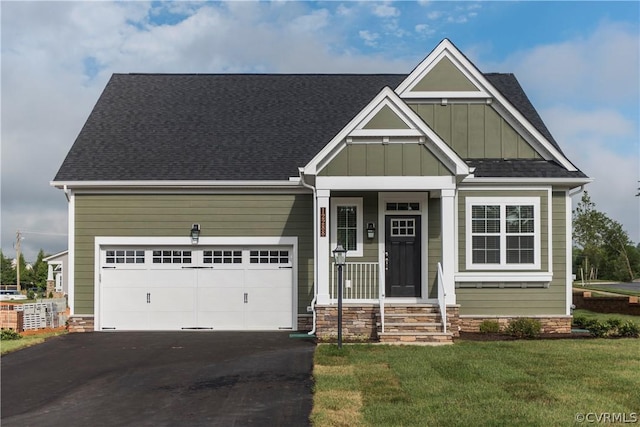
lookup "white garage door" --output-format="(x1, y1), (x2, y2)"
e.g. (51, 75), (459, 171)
(99, 246), (294, 331)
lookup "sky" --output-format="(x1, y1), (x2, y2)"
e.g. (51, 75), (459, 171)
(1, 1), (639, 262)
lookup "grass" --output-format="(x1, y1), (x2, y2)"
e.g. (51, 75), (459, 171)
(573, 309), (640, 324)
(312, 339), (640, 426)
(0, 330), (67, 355)
(573, 284), (640, 298)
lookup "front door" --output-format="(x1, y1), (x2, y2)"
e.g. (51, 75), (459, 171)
(385, 215), (421, 297)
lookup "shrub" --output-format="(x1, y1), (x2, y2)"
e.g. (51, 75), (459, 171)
(1, 329), (22, 340)
(618, 321), (640, 338)
(572, 315), (587, 328)
(584, 319), (612, 338)
(478, 320), (500, 333)
(505, 318), (542, 339)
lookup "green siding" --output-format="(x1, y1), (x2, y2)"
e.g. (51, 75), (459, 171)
(319, 144), (452, 177)
(456, 189), (569, 316)
(74, 194), (314, 315)
(411, 56), (479, 92)
(409, 103), (541, 160)
(363, 105), (410, 129)
(427, 197), (441, 299)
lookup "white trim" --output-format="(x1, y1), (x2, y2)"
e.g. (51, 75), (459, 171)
(462, 177), (593, 186)
(395, 39), (579, 172)
(68, 190), (75, 314)
(349, 129), (423, 137)
(316, 192), (331, 304)
(51, 180), (302, 189)
(565, 190), (573, 315)
(304, 87), (469, 177)
(465, 196), (541, 270)
(402, 91), (488, 99)
(316, 176), (456, 191)
(378, 192), (430, 302)
(93, 236), (298, 331)
(44, 250), (68, 262)
(331, 197), (364, 258)
(455, 272), (553, 282)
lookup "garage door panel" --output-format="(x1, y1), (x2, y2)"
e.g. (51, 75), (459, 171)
(100, 245), (294, 331)
(244, 269), (292, 289)
(198, 270), (244, 287)
(102, 270), (148, 288)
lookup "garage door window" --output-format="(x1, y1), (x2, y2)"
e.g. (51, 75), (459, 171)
(152, 250), (192, 264)
(250, 249), (289, 265)
(204, 250), (242, 264)
(105, 250), (145, 264)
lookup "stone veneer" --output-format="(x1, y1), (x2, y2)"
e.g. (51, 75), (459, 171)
(297, 314), (313, 331)
(315, 304), (459, 341)
(458, 315), (572, 334)
(67, 315), (95, 333)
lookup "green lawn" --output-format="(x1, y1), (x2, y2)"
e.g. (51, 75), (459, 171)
(0, 331), (67, 355)
(312, 339), (640, 426)
(573, 284), (640, 297)
(573, 309), (640, 325)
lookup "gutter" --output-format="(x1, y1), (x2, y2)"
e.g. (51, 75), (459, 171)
(298, 168), (318, 336)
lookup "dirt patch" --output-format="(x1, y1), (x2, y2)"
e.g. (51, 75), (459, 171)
(20, 327), (67, 337)
(455, 331), (592, 342)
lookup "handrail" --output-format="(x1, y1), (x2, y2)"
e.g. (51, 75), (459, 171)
(437, 262), (447, 334)
(380, 284), (385, 334)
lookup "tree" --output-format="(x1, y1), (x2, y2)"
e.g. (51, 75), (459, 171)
(31, 249), (49, 291)
(573, 191), (638, 282)
(1, 250), (16, 285)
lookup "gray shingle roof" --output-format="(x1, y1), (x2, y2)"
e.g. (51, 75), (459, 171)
(54, 72), (585, 181)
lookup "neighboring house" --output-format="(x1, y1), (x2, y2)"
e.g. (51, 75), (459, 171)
(44, 250), (68, 295)
(52, 39), (590, 342)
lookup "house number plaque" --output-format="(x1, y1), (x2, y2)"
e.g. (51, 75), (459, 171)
(320, 207), (326, 237)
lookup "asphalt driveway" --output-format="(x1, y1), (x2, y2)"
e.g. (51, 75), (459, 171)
(1, 332), (315, 426)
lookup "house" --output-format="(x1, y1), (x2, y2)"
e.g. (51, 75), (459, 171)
(51, 39), (590, 342)
(44, 250), (68, 296)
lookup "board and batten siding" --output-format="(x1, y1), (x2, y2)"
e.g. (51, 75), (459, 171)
(73, 194), (314, 315)
(409, 103), (541, 160)
(427, 197), (442, 299)
(318, 144), (452, 177)
(456, 189), (568, 315)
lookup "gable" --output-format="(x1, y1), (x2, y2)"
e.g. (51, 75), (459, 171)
(411, 56), (479, 93)
(363, 105), (411, 130)
(409, 103), (541, 159)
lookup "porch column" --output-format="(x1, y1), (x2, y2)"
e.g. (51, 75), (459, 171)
(316, 189), (331, 305)
(441, 189), (456, 305)
(47, 264), (54, 281)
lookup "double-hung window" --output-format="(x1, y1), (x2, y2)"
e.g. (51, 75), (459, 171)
(466, 197), (540, 270)
(331, 197), (363, 257)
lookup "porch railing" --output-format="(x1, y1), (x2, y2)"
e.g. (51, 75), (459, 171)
(330, 262), (379, 301)
(437, 262), (447, 334)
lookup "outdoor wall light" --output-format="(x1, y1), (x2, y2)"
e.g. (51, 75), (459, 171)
(333, 244), (346, 266)
(366, 222), (376, 239)
(190, 224), (201, 244)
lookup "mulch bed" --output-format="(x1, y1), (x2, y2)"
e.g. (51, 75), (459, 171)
(455, 331), (592, 342)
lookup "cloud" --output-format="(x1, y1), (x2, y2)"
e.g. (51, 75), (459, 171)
(372, 3), (400, 18)
(358, 30), (380, 47)
(415, 23), (435, 37)
(497, 21), (639, 107)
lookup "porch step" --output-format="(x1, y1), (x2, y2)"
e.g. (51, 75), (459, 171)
(382, 322), (450, 333)
(378, 332), (454, 344)
(383, 313), (442, 323)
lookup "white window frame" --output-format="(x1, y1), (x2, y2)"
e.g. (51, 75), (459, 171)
(331, 197), (363, 257)
(465, 197), (541, 270)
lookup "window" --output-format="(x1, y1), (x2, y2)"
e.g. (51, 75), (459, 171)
(204, 250), (242, 264)
(250, 249), (290, 265)
(331, 197), (363, 257)
(152, 250), (192, 264)
(105, 249), (145, 264)
(466, 197), (540, 269)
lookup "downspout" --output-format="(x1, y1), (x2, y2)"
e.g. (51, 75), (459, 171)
(569, 185), (585, 198)
(299, 168), (318, 335)
(63, 185), (71, 202)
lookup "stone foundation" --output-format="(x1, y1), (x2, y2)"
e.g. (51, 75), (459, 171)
(459, 315), (572, 334)
(297, 314), (313, 331)
(67, 315), (95, 333)
(316, 304), (379, 341)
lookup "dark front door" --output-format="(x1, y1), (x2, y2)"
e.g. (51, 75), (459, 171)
(385, 215), (421, 297)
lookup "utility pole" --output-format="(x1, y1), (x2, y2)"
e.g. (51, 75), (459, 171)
(15, 230), (22, 292)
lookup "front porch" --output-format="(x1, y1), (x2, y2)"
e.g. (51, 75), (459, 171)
(316, 260), (459, 344)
